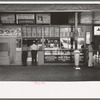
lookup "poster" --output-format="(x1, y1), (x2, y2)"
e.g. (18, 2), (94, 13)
(60, 27), (69, 37)
(44, 27), (50, 37)
(16, 38), (22, 51)
(32, 27), (36, 37)
(50, 27), (54, 37)
(94, 26), (100, 35)
(60, 38), (71, 49)
(55, 27), (59, 37)
(44, 55), (58, 63)
(36, 14), (51, 24)
(37, 27), (42, 37)
(27, 27), (32, 37)
(16, 14), (35, 24)
(77, 38), (84, 49)
(86, 32), (91, 44)
(22, 27), (27, 37)
(57, 55), (71, 63)
(1, 14), (15, 24)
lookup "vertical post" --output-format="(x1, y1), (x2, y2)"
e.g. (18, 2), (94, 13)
(42, 26), (44, 50)
(74, 12), (81, 69)
(75, 12), (78, 49)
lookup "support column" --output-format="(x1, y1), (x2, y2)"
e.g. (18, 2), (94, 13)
(38, 27), (44, 65)
(74, 12), (78, 49)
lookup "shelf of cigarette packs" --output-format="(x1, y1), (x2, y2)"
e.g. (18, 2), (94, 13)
(44, 26), (73, 63)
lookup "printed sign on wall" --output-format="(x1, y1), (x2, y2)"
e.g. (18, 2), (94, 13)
(1, 14), (15, 24)
(16, 14), (35, 24)
(94, 26), (100, 35)
(36, 14), (51, 24)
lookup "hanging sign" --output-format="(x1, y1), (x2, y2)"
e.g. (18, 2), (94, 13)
(36, 14), (51, 24)
(94, 26), (100, 35)
(1, 14), (15, 24)
(16, 14), (35, 24)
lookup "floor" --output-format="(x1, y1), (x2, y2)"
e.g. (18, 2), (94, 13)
(0, 65), (100, 81)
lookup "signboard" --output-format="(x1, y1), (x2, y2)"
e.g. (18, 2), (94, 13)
(44, 55), (58, 63)
(60, 27), (69, 37)
(16, 39), (22, 51)
(22, 27), (27, 37)
(57, 55), (71, 63)
(50, 27), (54, 37)
(44, 55), (71, 63)
(86, 32), (91, 44)
(32, 27), (36, 37)
(16, 14), (35, 24)
(55, 27), (59, 37)
(77, 38), (84, 49)
(44, 27), (50, 37)
(37, 27), (42, 37)
(1, 14), (15, 24)
(27, 27), (32, 37)
(36, 14), (51, 24)
(94, 26), (100, 35)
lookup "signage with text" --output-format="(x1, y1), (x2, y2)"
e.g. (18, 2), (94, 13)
(36, 14), (51, 24)
(1, 14), (15, 24)
(44, 55), (58, 63)
(44, 55), (71, 63)
(94, 26), (100, 35)
(16, 14), (35, 24)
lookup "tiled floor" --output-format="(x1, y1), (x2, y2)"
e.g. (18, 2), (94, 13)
(0, 65), (100, 81)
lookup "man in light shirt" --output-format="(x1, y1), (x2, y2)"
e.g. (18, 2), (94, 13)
(87, 42), (94, 67)
(30, 41), (38, 66)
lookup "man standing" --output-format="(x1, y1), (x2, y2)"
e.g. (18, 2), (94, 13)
(30, 41), (38, 66)
(22, 43), (28, 66)
(88, 42), (94, 67)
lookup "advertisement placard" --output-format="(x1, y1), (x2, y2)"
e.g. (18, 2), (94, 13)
(16, 14), (35, 24)
(1, 14), (15, 24)
(36, 14), (51, 24)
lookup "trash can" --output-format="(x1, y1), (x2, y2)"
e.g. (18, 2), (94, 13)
(74, 49), (81, 70)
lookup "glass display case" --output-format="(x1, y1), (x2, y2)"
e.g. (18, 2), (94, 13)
(44, 26), (85, 64)
(21, 25), (85, 64)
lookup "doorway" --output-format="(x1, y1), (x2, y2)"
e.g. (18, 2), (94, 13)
(0, 37), (16, 65)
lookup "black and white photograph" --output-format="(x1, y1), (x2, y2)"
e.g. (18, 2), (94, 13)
(0, 0), (100, 99)
(0, 2), (100, 81)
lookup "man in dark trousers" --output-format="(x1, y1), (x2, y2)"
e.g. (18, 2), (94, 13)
(30, 41), (38, 66)
(22, 43), (28, 66)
